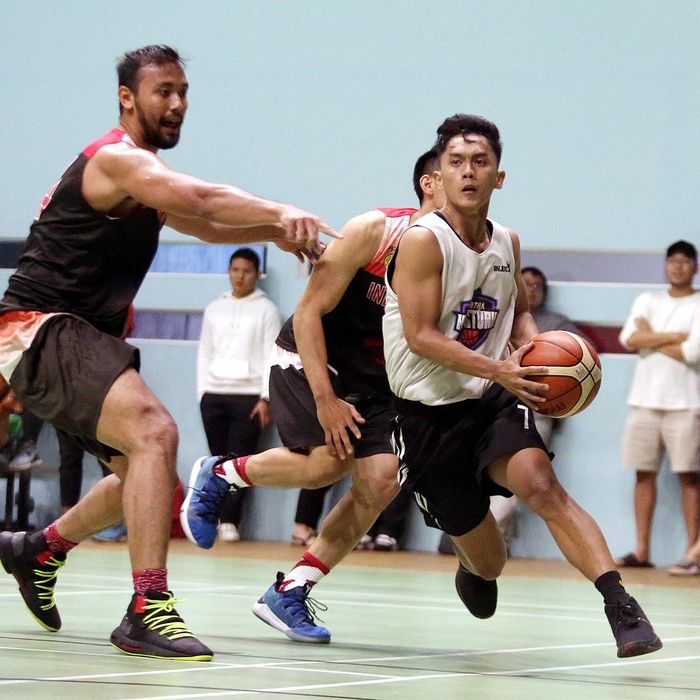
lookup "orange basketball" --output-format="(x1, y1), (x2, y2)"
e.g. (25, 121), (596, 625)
(520, 330), (602, 418)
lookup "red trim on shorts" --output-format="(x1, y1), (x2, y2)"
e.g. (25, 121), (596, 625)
(0, 310), (47, 326)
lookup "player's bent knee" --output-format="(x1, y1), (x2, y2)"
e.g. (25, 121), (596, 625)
(477, 563), (504, 581)
(123, 405), (179, 460)
(350, 476), (398, 511)
(142, 412), (178, 448)
(521, 476), (567, 517)
(301, 449), (347, 487)
(464, 556), (505, 581)
(367, 475), (399, 506)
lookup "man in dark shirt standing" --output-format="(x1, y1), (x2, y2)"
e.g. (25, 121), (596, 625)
(0, 44), (335, 662)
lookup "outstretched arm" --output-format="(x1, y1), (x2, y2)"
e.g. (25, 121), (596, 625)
(83, 144), (338, 253)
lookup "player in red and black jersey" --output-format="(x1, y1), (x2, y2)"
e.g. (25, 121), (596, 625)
(275, 205), (414, 402)
(182, 149), (443, 643)
(0, 44), (336, 662)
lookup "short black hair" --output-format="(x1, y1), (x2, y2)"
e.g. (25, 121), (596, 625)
(521, 266), (548, 296)
(412, 148), (439, 203)
(666, 240), (697, 261)
(229, 247), (260, 272)
(117, 45), (184, 112)
(435, 114), (502, 164)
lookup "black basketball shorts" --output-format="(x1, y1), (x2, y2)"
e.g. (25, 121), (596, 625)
(9, 313), (139, 462)
(269, 363), (394, 458)
(392, 383), (549, 536)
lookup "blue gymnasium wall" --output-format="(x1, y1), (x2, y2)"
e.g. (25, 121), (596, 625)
(1, 2), (698, 563)
(2, 1), (699, 253)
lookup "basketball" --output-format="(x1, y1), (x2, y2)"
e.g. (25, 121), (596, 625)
(521, 330), (602, 418)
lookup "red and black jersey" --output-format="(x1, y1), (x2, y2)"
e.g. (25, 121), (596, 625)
(277, 207), (415, 399)
(1, 129), (162, 337)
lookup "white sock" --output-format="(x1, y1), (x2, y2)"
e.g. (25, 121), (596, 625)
(279, 552), (330, 591)
(212, 457), (251, 489)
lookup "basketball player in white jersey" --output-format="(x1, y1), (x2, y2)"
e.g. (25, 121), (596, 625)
(383, 114), (661, 659)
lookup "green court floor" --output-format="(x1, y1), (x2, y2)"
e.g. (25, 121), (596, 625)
(1, 541), (699, 699)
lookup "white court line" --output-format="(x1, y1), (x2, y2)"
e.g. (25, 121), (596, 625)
(2, 635), (700, 687)
(4, 573), (700, 615)
(0, 644), (122, 659)
(328, 634), (700, 663)
(29, 578), (700, 617)
(111, 653), (700, 700)
(0, 585), (252, 598)
(3, 586), (698, 629)
(0, 656), (391, 687)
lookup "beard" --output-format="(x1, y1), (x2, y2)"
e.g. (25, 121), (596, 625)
(135, 103), (181, 150)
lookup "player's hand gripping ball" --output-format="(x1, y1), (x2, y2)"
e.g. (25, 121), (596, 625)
(521, 330), (602, 418)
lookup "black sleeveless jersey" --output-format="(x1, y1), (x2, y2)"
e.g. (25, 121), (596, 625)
(276, 208), (415, 399)
(0, 129), (163, 337)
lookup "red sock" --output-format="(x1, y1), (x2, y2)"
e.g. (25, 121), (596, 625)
(279, 551), (330, 591)
(42, 522), (78, 554)
(214, 455), (253, 488)
(234, 455), (252, 486)
(132, 568), (168, 594)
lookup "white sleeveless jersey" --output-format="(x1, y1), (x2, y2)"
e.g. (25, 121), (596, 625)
(383, 212), (516, 405)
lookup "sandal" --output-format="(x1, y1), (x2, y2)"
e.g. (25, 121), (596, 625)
(615, 552), (654, 568)
(290, 532), (316, 546)
(668, 559), (700, 576)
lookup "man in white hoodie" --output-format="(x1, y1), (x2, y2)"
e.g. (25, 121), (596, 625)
(197, 248), (282, 542)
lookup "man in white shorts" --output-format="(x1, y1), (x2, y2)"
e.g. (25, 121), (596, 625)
(615, 240), (700, 570)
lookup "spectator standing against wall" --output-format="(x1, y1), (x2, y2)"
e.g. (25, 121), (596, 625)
(615, 240), (700, 569)
(197, 248), (282, 542)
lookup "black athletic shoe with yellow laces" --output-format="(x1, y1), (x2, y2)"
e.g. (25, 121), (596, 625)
(0, 530), (65, 631)
(110, 590), (213, 661)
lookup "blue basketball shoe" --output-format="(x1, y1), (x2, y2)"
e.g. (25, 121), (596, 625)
(180, 456), (237, 549)
(252, 572), (331, 643)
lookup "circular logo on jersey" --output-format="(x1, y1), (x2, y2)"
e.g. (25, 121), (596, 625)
(453, 288), (499, 350)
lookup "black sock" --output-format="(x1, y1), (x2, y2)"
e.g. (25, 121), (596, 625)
(595, 570), (630, 605)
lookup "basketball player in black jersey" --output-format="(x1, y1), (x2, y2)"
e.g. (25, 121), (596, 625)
(0, 45), (337, 662)
(181, 150), (442, 643)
